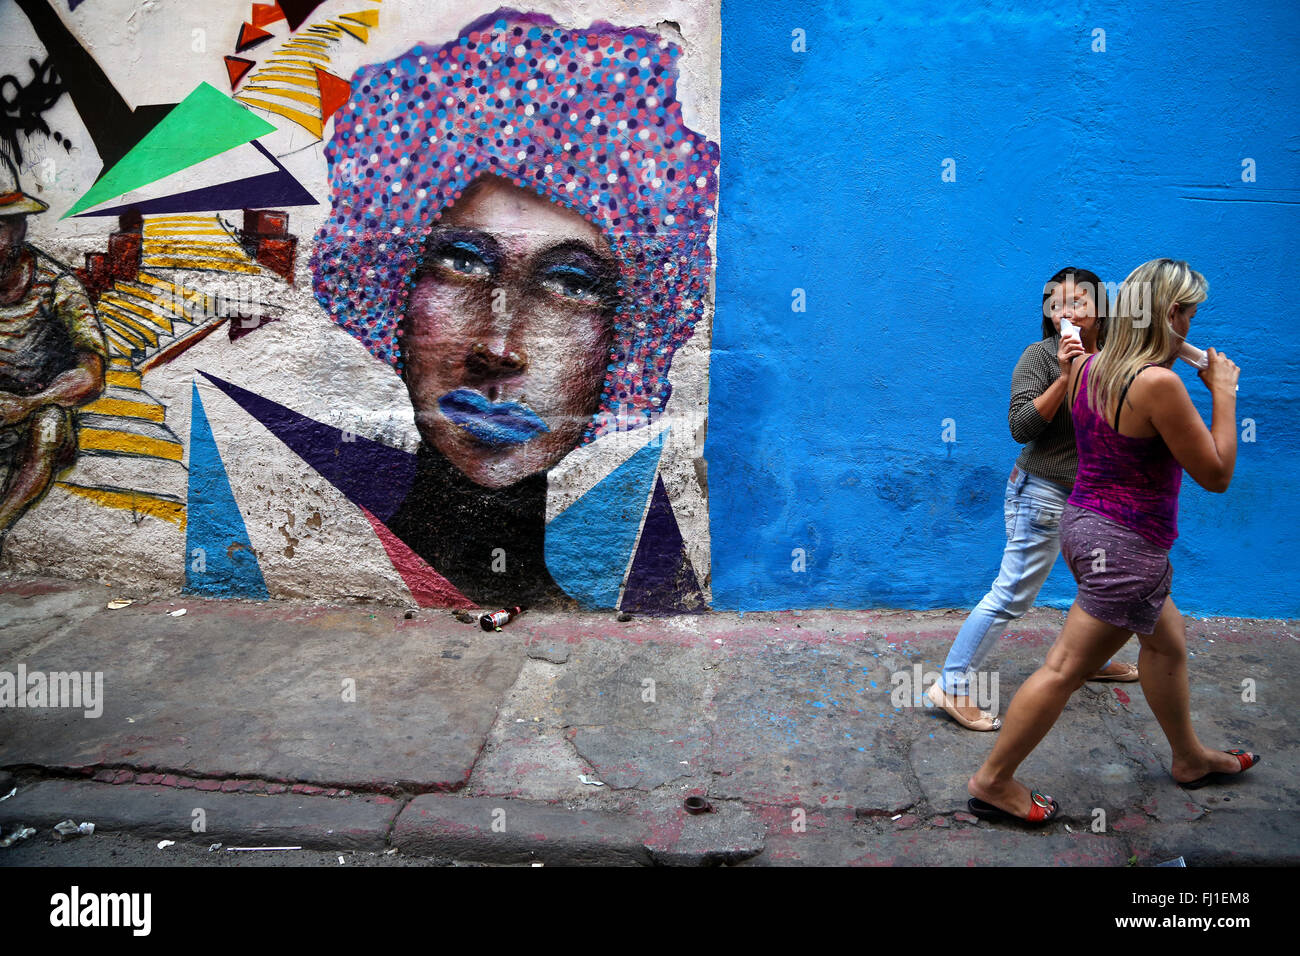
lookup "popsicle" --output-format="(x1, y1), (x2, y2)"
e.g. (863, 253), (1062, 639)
(1178, 341), (1238, 391)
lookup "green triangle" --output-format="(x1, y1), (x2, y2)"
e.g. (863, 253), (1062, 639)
(64, 82), (277, 218)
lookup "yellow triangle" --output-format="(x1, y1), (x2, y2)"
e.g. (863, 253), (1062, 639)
(234, 94), (324, 138)
(340, 10), (379, 27)
(332, 19), (369, 42)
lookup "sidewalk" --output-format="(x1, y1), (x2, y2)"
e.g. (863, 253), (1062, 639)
(1, 574), (1295, 866)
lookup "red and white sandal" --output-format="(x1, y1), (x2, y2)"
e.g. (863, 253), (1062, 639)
(967, 789), (1059, 825)
(1178, 750), (1260, 790)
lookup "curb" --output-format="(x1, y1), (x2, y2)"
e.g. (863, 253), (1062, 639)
(0, 779), (769, 865)
(392, 794), (765, 866)
(0, 779), (400, 851)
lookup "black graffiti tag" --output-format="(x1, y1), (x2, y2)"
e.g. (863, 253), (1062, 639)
(0, 56), (71, 166)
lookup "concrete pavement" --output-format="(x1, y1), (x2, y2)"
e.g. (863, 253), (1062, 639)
(1, 574), (1295, 866)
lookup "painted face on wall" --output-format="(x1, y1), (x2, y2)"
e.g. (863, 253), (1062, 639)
(0, 216), (27, 271)
(401, 175), (618, 488)
(311, 13), (720, 458)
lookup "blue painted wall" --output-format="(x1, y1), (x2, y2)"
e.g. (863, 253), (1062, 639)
(709, 0), (1300, 616)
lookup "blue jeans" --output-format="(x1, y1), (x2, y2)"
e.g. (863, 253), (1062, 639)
(940, 467), (1109, 695)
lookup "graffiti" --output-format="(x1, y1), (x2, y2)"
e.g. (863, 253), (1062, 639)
(184, 381), (268, 598)
(65, 82), (276, 218)
(72, 139), (316, 221)
(232, 208), (298, 285)
(1, 4), (716, 613)
(306, 11), (717, 610)
(231, 8), (376, 137)
(56, 205), (297, 531)
(0, 155), (106, 550)
(271, 1), (330, 34)
(0, 55), (71, 166)
(14, 0), (177, 179)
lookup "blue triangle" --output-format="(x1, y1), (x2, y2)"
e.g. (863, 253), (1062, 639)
(545, 434), (665, 608)
(184, 382), (269, 599)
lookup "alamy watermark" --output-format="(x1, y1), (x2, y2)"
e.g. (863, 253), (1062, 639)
(0, 665), (103, 718)
(892, 663), (999, 714)
(50, 886), (150, 936)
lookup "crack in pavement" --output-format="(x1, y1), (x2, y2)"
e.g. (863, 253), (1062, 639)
(5, 762), (455, 798)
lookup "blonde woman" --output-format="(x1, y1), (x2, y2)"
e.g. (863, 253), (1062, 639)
(927, 267), (1136, 734)
(966, 258), (1257, 823)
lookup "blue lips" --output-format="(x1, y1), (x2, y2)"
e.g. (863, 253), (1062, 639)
(438, 389), (550, 446)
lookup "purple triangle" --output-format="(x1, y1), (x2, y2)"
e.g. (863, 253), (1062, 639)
(279, 0), (328, 32)
(619, 475), (706, 614)
(197, 371), (416, 523)
(73, 141), (317, 218)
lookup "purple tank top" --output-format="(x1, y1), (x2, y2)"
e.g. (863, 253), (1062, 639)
(1068, 354), (1182, 549)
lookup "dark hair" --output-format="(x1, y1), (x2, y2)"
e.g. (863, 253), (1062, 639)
(1041, 266), (1109, 345)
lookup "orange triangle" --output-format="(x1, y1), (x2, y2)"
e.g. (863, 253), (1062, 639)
(314, 68), (352, 124)
(236, 21), (275, 53)
(359, 507), (477, 609)
(224, 56), (256, 90)
(250, 3), (285, 28)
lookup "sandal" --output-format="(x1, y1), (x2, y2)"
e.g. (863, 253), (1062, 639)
(926, 682), (1001, 731)
(1087, 661), (1140, 682)
(968, 790), (1059, 825)
(1178, 750), (1261, 790)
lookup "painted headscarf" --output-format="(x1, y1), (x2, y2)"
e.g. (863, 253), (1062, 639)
(311, 9), (720, 443)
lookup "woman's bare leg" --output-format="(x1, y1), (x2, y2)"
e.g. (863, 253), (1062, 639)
(968, 601), (1129, 816)
(1141, 597), (1254, 783)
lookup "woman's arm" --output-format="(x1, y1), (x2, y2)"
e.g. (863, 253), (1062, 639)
(1032, 335), (1086, 420)
(1008, 337), (1085, 443)
(1147, 350), (1240, 493)
(1028, 375), (1069, 424)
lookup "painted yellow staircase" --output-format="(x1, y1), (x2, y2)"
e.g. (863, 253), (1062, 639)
(95, 272), (225, 368)
(140, 215), (262, 274)
(58, 357), (187, 527)
(57, 215), (278, 527)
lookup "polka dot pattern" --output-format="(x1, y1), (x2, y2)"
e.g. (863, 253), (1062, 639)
(310, 11), (720, 443)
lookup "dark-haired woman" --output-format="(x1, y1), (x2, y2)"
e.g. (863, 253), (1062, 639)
(928, 268), (1136, 731)
(967, 258), (1255, 823)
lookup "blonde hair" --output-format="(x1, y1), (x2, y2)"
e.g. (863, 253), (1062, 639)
(1087, 258), (1208, 423)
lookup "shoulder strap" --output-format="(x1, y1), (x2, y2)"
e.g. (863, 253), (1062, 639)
(1069, 353), (1091, 410)
(1113, 364), (1158, 432)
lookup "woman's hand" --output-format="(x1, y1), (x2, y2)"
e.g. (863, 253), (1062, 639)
(1198, 348), (1239, 399)
(1056, 333), (1085, 379)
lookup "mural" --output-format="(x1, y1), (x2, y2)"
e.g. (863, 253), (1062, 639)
(306, 12), (719, 609)
(4, 1), (1288, 618)
(0, 1), (720, 614)
(0, 53), (71, 166)
(230, 3), (376, 139)
(0, 154), (105, 546)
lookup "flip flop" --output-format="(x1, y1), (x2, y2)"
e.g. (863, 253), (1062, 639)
(926, 682), (1001, 731)
(967, 790), (1059, 825)
(1178, 750), (1261, 790)
(1087, 662), (1140, 682)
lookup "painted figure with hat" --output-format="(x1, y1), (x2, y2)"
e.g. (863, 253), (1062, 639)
(0, 153), (106, 549)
